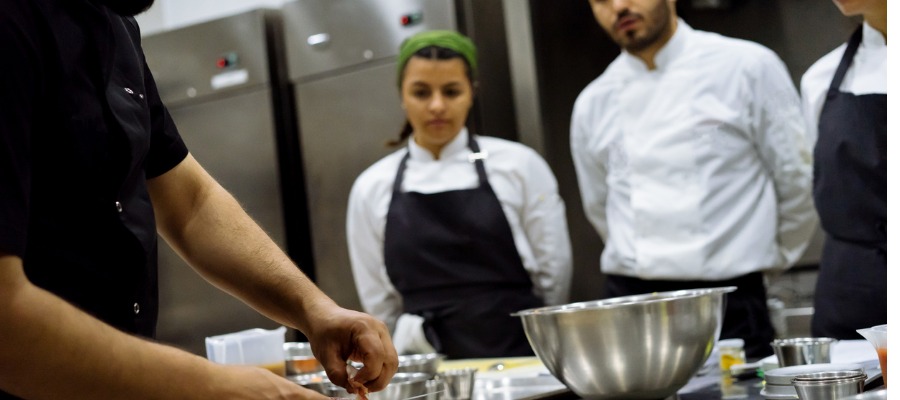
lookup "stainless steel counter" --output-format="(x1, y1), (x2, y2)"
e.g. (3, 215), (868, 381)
(474, 375), (571, 400)
(470, 368), (766, 400)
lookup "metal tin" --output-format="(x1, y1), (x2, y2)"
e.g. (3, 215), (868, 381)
(771, 337), (836, 367)
(840, 389), (888, 400)
(792, 371), (867, 400)
(761, 363), (865, 400)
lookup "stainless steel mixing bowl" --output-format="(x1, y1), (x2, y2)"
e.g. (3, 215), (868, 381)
(512, 287), (736, 400)
(326, 372), (432, 400)
(398, 353), (446, 378)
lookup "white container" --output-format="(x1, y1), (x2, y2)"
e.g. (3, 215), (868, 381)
(206, 326), (287, 376)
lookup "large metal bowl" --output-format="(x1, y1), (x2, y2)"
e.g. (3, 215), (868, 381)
(512, 287), (736, 400)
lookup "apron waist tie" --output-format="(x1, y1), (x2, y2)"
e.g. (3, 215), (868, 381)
(404, 284), (534, 311)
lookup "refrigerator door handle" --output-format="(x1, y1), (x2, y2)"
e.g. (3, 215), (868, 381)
(307, 33), (331, 47)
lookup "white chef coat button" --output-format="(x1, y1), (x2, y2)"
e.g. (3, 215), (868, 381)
(115, 201), (123, 213)
(133, 303), (140, 315)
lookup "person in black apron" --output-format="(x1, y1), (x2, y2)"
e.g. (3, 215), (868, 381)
(808, 6), (887, 339)
(384, 133), (543, 358)
(366, 30), (556, 359)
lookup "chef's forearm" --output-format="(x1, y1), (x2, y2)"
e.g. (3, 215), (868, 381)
(149, 155), (331, 334)
(171, 182), (332, 333)
(0, 255), (227, 399)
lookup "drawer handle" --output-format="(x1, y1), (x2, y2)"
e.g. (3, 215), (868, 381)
(307, 33), (330, 47)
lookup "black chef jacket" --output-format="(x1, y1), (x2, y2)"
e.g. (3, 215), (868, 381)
(0, 0), (188, 343)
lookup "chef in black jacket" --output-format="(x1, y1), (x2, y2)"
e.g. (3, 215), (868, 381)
(0, 0), (396, 398)
(799, 0), (886, 339)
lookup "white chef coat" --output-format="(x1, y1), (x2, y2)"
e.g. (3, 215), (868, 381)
(800, 22), (887, 146)
(570, 21), (817, 281)
(347, 128), (572, 330)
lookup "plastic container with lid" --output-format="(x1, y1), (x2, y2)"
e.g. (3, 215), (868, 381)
(205, 326), (287, 376)
(760, 363), (866, 400)
(718, 338), (747, 373)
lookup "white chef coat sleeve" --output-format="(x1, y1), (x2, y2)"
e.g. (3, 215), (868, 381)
(518, 149), (573, 306)
(748, 50), (818, 269)
(569, 94), (610, 242)
(799, 71), (825, 150)
(346, 170), (403, 332)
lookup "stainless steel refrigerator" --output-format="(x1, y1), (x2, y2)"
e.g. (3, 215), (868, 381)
(142, 9), (312, 355)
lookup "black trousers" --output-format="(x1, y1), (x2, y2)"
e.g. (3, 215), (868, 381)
(605, 272), (776, 359)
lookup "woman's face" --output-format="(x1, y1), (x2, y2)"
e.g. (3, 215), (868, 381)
(400, 56), (473, 157)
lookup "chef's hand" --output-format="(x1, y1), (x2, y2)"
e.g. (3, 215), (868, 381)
(216, 364), (331, 399)
(306, 304), (398, 394)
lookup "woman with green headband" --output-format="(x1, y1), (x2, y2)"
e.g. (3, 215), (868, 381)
(346, 30), (572, 359)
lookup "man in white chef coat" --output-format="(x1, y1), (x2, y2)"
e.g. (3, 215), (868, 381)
(571, 0), (817, 358)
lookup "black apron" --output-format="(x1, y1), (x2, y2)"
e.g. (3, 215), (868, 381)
(604, 272), (776, 359)
(383, 134), (542, 359)
(810, 25), (887, 339)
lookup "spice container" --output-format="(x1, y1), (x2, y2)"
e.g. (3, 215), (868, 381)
(719, 338), (747, 373)
(205, 326), (287, 376)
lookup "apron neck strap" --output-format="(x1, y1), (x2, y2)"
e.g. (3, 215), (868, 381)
(830, 25), (864, 92)
(392, 133), (489, 192)
(466, 134), (490, 185)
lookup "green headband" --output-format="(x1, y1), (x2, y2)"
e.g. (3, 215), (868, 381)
(396, 30), (478, 87)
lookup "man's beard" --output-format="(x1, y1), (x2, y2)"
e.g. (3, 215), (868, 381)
(612, 1), (672, 53)
(95, 0), (156, 16)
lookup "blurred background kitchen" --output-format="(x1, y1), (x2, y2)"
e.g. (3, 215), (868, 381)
(135, 0), (858, 355)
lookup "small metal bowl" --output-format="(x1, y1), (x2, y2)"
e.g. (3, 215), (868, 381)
(771, 337), (836, 367)
(283, 342), (323, 375)
(398, 353), (446, 378)
(792, 370), (867, 400)
(287, 371), (330, 394)
(840, 389), (887, 400)
(761, 363), (866, 400)
(327, 372), (432, 400)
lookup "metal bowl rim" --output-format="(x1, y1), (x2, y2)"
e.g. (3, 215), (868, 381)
(765, 363), (866, 385)
(302, 371), (432, 388)
(388, 372), (433, 382)
(511, 286), (736, 316)
(398, 353), (446, 363)
(793, 370), (866, 381)
(772, 337), (837, 346)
